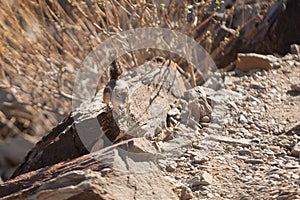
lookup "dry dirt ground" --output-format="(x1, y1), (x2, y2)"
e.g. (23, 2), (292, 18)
(163, 53), (300, 199)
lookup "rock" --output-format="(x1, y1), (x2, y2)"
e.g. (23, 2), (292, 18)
(206, 134), (252, 147)
(245, 159), (264, 164)
(181, 86), (212, 126)
(194, 86), (207, 99)
(271, 61), (281, 69)
(250, 81), (265, 89)
(238, 149), (252, 156)
(0, 138), (178, 199)
(239, 114), (248, 124)
(188, 171), (213, 186)
(236, 53), (273, 72)
(157, 159), (167, 170)
(184, 86), (212, 118)
(193, 156), (209, 165)
(291, 84), (300, 92)
(291, 44), (300, 55)
(180, 186), (194, 200)
(285, 162), (300, 169)
(286, 60), (295, 67)
(0, 136), (35, 180)
(203, 75), (224, 91)
(291, 142), (300, 157)
(291, 173), (300, 181)
(11, 61), (193, 179)
(158, 125), (199, 159)
(10, 114), (90, 179)
(168, 108), (181, 117)
(167, 108), (181, 127)
(166, 162), (177, 172)
(207, 193), (214, 198)
(124, 62), (188, 138)
(201, 116), (210, 123)
(286, 124), (300, 136)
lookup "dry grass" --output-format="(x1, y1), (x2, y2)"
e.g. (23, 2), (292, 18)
(0, 0), (239, 138)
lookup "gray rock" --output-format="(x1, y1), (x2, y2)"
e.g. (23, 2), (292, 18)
(250, 81), (264, 89)
(0, 136), (35, 179)
(251, 138), (261, 143)
(201, 116), (211, 123)
(291, 142), (300, 157)
(203, 76), (224, 91)
(0, 138), (178, 200)
(194, 156), (209, 165)
(158, 126), (197, 158)
(181, 87), (212, 126)
(166, 162), (177, 172)
(286, 60), (295, 66)
(192, 143), (209, 150)
(239, 115), (248, 124)
(285, 162), (300, 169)
(205, 134), (252, 147)
(238, 149), (252, 156)
(245, 159), (264, 164)
(271, 61), (281, 69)
(157, 159), (167, 170)
(168, 107), (181, 117)
(188, 171), (213, 186)
(207, 193), (215, 198)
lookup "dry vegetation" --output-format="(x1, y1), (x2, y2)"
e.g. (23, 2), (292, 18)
(0, 0), (239, 139)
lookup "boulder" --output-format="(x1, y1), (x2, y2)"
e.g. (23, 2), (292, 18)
(236, 53), (274, 72)
(0, 138), (178, 199)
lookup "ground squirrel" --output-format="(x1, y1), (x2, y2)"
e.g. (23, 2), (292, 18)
(103, 60), (123, 107)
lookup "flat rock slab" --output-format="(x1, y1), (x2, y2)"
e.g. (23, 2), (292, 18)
(236, 53), (274, 72)
(0, 138), (178, 200)
(205, 134), (252, 147)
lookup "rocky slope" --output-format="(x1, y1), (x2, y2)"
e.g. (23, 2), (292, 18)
(1, 49), (299, 200)
(166, 51), (300, 199)
(0, 1), (300, 199)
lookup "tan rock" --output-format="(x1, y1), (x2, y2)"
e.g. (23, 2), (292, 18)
(236, 53), (274, 72)
(291, 44), (300, 55)
(188, 171), (213, 186)
(180, 186), (194, 200)
(291, 142), (300, 157)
